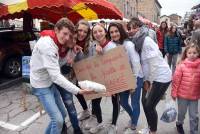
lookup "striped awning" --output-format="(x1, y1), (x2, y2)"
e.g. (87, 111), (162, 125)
(0, 0), (123, 23)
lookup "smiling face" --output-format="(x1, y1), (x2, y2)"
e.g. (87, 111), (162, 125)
(127, 24), (139, 37)
(64, 34), (77, 49)
(77, 24), (89, 42)
(171, 25), (177, 33)
(55, 27), (72, 45)
(109, 26), (120, 42)
(92, 24), (107, 43)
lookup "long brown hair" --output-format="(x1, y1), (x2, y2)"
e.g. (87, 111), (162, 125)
(75, 19), (91, 54)
(108, 22), (128, 44)
(181, 43), (200, 61)
(159, 21), (168, 34)
(168, 24), (178, 37)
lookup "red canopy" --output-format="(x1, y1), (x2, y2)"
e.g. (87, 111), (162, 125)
(0, 0), (123, 23)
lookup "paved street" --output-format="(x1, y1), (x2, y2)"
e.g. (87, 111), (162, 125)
(0, 83), (200, 134)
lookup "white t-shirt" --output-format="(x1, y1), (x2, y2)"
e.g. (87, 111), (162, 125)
(141, 37), (172, 83)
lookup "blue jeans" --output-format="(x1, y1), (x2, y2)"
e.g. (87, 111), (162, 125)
(56, 85), (81, 132)
(130, 77), (143, 126)
(32, 84), (66, 134)
(119, 91), (134, 124)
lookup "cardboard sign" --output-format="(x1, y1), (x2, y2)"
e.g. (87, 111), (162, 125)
(73, 46), (136, 100)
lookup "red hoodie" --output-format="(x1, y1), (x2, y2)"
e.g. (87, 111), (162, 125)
(40, 30), (67, 58)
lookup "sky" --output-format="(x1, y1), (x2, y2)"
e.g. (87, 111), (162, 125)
(158, 0), (200, 17)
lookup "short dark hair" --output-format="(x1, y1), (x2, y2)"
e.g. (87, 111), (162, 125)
(55, 18), (75, 34)
(108, 22), (128, 44)
(127, 17), (143, 30)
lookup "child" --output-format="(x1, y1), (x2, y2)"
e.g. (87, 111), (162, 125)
(171, 44), (200, 134)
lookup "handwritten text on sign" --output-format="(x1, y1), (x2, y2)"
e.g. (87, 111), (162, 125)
(73, 46), (136, 100)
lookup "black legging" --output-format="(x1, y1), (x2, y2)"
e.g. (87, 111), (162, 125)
(75, 81), (88, 110)
(142, 81), (170, 132)
(111, 94), (120, 125)
(159, 49), (166, 58)
(76, 94), (88, 110)
(92, 97), (102, 123)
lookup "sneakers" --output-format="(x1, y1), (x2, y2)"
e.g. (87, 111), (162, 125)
(124, 128), (137, 134)
(78, 110), (90, 121)
(107, 125), (117, 134)
(176, 123), (185, 134)
(89, 122), (104, 133)
(125, 121), (136, 130)
(84, 115), (97, 130)
(138, 127), (150, 134)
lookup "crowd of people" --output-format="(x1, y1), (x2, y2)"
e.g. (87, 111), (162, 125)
(29, 15), (200, 134)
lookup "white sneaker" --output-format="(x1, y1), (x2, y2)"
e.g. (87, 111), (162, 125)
(124, 120), (135, 129)
(84, 115), (97, 130)
(124, 128), (137, 134)
(138, 127), (150, 134)
(89, 122), (104, 133)
(108, 125), (117, 134)
(78, 110), (90, 121)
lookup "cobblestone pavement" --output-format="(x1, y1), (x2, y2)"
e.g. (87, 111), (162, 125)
(0, 83), (199, 134)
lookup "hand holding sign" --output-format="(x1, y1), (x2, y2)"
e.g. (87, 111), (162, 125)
(73, 46), (136, 100)
(78, 88), (96, 95)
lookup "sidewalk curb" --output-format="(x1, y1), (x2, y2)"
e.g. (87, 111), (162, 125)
(0, 77), (22, 90)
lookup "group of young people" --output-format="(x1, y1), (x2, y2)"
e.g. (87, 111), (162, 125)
(29, 16), (200, 134)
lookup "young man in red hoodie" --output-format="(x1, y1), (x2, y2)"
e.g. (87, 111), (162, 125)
(30, 18), (91, 134)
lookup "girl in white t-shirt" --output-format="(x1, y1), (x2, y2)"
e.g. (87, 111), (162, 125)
(128, 17), (172, 134)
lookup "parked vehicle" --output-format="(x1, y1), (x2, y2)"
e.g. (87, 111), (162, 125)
(0, 27), (38, 78)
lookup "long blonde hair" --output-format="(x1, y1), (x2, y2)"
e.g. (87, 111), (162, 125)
(75, 19), (91, 54)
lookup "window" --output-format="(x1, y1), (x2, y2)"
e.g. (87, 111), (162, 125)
(126, 1), (129, 15)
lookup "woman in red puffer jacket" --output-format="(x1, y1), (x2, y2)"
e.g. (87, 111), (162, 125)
(171, 44), (200, 134)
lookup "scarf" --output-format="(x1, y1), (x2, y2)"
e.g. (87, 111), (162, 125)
(101, 40), (110, 48)
(130, 26), (148, 54)
(40, 30), (67, 58)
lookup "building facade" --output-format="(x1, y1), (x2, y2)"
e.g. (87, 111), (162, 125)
(169, 14), (182, 26)
(160, 15), (171, 26)
(108, 0), (137, 19)
(137, 0), (161, 23)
